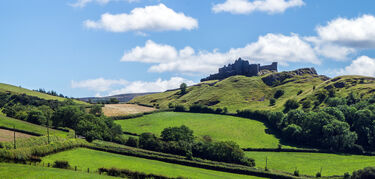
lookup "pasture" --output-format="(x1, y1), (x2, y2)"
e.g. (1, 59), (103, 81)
(42, 148), (261, 179)
(0, 163), (116, 179)
(102, 104), (155, 117)
(115, 112), (291, 149)
(0, 128), (32, 142)
(0, 115), (68, 137)
(245, 151), (375, 176)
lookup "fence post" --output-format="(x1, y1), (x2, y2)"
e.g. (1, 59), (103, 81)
(75, 166), (77, 171)
(87, 168), (90, 173)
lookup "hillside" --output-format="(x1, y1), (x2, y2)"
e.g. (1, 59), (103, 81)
(131, 68), (329, 112)
(78, 92), (156, 103)
(0, 83), (87, 105)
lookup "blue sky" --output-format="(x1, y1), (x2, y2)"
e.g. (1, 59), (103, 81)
(2, 0), (375, 97)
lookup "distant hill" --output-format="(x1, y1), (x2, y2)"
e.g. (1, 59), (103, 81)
(78, 92), (157, 103)
(0, 83), (87, 105)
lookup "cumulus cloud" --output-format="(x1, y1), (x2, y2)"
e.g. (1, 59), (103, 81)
(121, 33), (319, 74)
(337, 56), (375, 77)
(71, 78), (128, 92)
(109, 77), (195, 95)
(316, 15), (375, 48)
(84, 4), (198, 32)
(71, 77), (195, 95)
(70, 0), (138, 8)
(304, 36), (355, 61)
(212, 0), (304, 14)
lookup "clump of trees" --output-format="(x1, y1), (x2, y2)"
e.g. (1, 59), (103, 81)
(180, 83), (187, 95)
(34, 88), (69, 98)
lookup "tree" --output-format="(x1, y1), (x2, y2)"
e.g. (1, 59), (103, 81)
(269, 98), (276, 106)
(89, 105), (103, 117)
(322, 120), (357, 151)
(161, 125), (194, 143)
(180, 83), (187, 95)
(27, 109), (47, 125)
(109, 98), (119, 104)
(283, 99), (300, 113)
(274, 89), (285, 99)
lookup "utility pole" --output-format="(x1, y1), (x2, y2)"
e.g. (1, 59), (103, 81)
(13, 125), (16, 149)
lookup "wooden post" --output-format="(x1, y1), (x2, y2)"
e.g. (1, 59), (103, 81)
(265, 156), (268, 171)
(87, 168), (90, 173)
(47, 118), (50, 144)
(13, 125), (16, 149)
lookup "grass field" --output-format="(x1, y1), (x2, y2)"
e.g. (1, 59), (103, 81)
(0, 83), (87, 105)
(0, 163), (116, 179)
(102, 104), (155, 117)
(0, 128), (32, 142)
(245, 151), (375, 176)
(42, 148), (262, 179)
(0, 115), (68, 137)
(115, 112), (293, 149)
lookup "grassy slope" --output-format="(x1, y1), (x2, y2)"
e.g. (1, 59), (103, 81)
(0, 115), (68, 137)
(42, 148), (262, 179)
(0, 163), (116, 179)
(115, 112), (294, 148)
(131, 74), (324, 113)
(246, 151), (375, 176)
(0, 83), (87, 105)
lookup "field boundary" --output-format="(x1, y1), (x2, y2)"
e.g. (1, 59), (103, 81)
(0, 126), (41, 137)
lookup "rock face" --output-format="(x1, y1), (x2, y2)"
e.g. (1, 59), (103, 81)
(261, 68), (320, 86)
(201, 58), (278, 82)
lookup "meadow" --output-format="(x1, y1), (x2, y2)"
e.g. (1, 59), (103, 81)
(42, 148), (262, 179)
(0, 128), (32, 142)
(0, 163), (116, 179)
(245, 151), (375, 176)
(0, 115), (68, 137)
(102, 103), (155, 117)
(0, 83), (87, 105)
(115, 112), (292, 149)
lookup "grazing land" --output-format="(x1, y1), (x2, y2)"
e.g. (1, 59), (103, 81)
(0, 128), (33, 142)
(0, 163), (116, 179)
(102, 104), (155, 117)
(0, 115), (68, 137)
(42, 148), (262, 179)
(115, 112), (292, 149)
(0, 83), (87, 105)
(246, 151), (375, 176)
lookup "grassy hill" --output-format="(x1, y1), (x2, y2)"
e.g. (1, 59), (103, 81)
(130, 70), (327, 113)
(0, 83), (87, 105)
(115, 112), (296, 149)
(131, 71), (375, 113)
(42, 148), (261, 179)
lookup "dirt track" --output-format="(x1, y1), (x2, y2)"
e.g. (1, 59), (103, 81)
(0, 129), (33, 142)
(102, 104), (155, 117)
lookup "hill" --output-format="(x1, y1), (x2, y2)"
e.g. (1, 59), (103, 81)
(131, 68), (329, 113)
(0, 83), (87, 105)
(78, 92), (156, 103)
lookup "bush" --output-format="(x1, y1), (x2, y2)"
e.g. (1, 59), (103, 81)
(294, 169), (299, 176)
(351, 167), (375, 179)
(53, 160), (70, 169)
(125, 137), (139, 148)
(274, 90), (285, 99)
(316, 172), (321, 177)
(283, 99), (299, 113)
(174, 105), (187, 112)
(297, 90), (303, 95)
(161, 125), (194, 143)
(344, 172), (350, 179)
(269, 98), (276, 106)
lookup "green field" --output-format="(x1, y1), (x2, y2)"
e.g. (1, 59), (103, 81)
(246, 151), (375, 176)
(42, 148), (262, 179)
(0, 83), (87, 105)
(115, 112), (292, 149)
(0, 163), (116, 179)
(0, 115), (68, 137)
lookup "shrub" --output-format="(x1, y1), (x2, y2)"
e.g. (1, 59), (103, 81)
(125, 137), (139, 148)
(274, 90), (285, 99)
(294, 169), (299, 176)
(302, 100), (311, 109)
(269, 98), (276, 106)
(223, 107), (228, 114)
(161, 125), (194, 143)
(174, 105), (187, 112)
(283, 99), (299, 113)
(351, 167), (375, 179)
(316, 172), (321, 177)
(297, 90), (303, 95)
(344, 172), (350, 179)
(53, 160), (70, 169)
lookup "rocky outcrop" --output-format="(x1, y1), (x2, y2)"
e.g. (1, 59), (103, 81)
(261, 68), (321, 86)
(201, 58), (277, 82)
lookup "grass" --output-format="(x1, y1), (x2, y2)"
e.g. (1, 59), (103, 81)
(245, 151), (375, 176)
(42, 148), (262, 179)
(0, 163), (116, 179)
(115, 112), (293, 149)
(0, 115), (68, 137)
(131, 74), (325, 113)
(102, 104), (155, 117)
(0, 83), (87, 105)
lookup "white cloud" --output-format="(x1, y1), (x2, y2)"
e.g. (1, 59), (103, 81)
(337, 56), (375, 77)
(317, 15), (375, 48)
(71, 77), (195, 95)
(84, 4), (198, 32)
(120, 33), (319, 74)
(109, 77), (195, 95)
(212, 0), (304, 14)
(71, 78), (128, 92)
(304, 36), (355, 61)
(70, 0), (138, 8)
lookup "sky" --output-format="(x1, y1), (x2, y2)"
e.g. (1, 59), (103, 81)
(2, 0), (375, 98)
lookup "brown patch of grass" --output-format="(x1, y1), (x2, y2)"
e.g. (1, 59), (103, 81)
(0, 129), (33, 142)
(102, 104), (155, 117)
